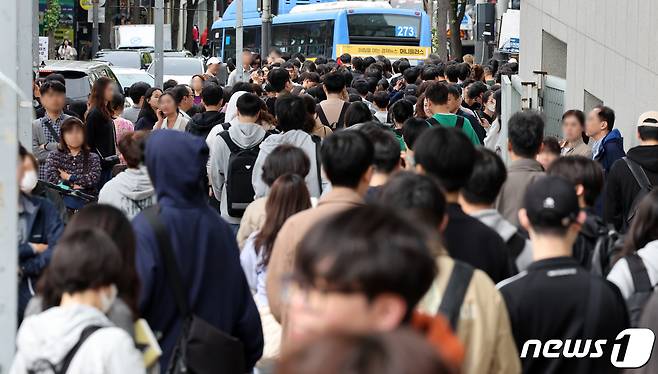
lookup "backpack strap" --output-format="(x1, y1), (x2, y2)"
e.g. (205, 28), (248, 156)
(219, 131), (242, 154)
(624, 157), (653, 190)
(57, 325), (104, 374)
(143, 205), (191, 318)
(311, 135), (323, 194)
(455, 115), (465, 129)
(426, 117), (440, 127)
(336, 101), (350, 128)
(221, 122), (231, 131)
(43, 119), (61, 143)
(627, 253), (653, 293)
(315, 104), (330, 127)
(506, 232), (526, 259)
(438, 261), (474, 331)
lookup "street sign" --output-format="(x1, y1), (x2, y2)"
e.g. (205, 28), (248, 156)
(80, 0), (106, 11)
(38, 37), (49, 62)
(88, 6), (105, 23)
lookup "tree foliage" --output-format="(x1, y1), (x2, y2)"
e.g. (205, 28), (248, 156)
(43, 0), (62, 34)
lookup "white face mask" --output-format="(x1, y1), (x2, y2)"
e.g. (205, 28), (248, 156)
(20, 170), (38, 194)
(486, 103), (496, 113)
(99, 284), (118, 314)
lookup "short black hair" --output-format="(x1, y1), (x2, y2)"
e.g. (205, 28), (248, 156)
(344, 102), (373, 128)
(458, 63), (471, 81)
(446, 84), (461, 99)
(323, 71), (347, 94)
(594, 105), (615, 132)
(414, 127), (476, 192)
(44, 73), (66, 85)
(379, 171), (446, 229)
(294, 205), (437, 322)
(170, 84), (190, 105)
(163, 79), (178, 91)
(372, 91), (389, 109)
(508, 110), (545, 158)
(542, 136), (561, 156)
(231, 81), (255, 94)
(39, 80), (66, 96)
(547, 156), (604, 207)
(351, 79), (369, 96)
(300, 71), (320, 83)
(262, 144), (310, 186)
(396, 59), (411, 75)
(128, 81), (151, 104)
(421, 66), (441, 81)
(424, 82), (449, 106)
(321, 130), (374, 188)
(351, 57), (365, 72)
(275, 94), (308, 132)
(268, 68), (290, 92)
(236, 92), (261, 117)
(639, 124), (658, 142)
(467, 81), (488, 100)
(201, 83), (223, 106)
(445, 63), (460, 83)
(358, 123), (400, 173)
(390, 99), (414, 125)
(339, 53), (351, 64)
(110, 91), (126, 111)
(461, 148), (507, 205)
(402, 67), (420, 84)
(402, 118), (430, 150)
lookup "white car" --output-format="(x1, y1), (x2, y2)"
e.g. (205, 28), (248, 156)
(147, 56), (204, 86)
(111, 67), (155, 90)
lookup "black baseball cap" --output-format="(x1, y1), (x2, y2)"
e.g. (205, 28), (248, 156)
(523, 176), (580, 228)
(404, 84), (418, 97)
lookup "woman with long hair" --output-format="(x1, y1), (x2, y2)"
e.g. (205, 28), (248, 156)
(45, 117), (101, 210)
(86, 77), (118, 188)
(154, 91), (190, 131)
(111, 91), (134, 146)
(241, 174), (312, 361)
(560, 109), (592, 158)
(134, 87), (162, 131)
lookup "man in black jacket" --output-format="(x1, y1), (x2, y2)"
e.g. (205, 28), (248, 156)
(605, 111), (658, 232)
(187, 83), (225, 139)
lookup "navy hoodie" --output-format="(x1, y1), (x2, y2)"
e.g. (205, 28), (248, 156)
(132, 130), (263, 371)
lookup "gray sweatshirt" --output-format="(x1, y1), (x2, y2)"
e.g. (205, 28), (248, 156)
(608, 240), (658, 299)
(98, 166), (157, 220)
(209, 121), (266, 224)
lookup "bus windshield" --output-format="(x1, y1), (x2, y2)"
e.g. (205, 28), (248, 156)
(348, 14), (420, 39)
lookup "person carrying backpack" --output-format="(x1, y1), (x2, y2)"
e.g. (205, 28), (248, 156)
(424, 82), (481, 146)
(607, 189), (658, 326)
(315, 71), (350, 130)
(605, 111), (658, 232)
(208, 93), (267, 234)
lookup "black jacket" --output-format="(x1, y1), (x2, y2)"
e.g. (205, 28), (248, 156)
(187, 110), (225, 139)
(571, 208), (607, 270)
(85, 107), (116, 166)
(604, 145), (658, 231)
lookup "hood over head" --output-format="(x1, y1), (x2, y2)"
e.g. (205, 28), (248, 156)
(145, 130), (209, 207)
(225, 91), (248, 124)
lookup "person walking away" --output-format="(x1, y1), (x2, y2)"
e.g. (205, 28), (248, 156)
(99, 132), (157, 220)
(132, 130), (263, 371)
(358, 123), (401, 202)
(315, 72), (350, 130)
(495, 111), (545, 227)
(45, 117), (102, 211)
(208, 93), (267, 234)
(586, 105), (625, 174)
(560, 109), (591, 158)
(605, 111), (658, 232)
(187, 83), (225, 139)
(372, 91), (390, 124)
(414, 127), (514, 282)
(460, 148), (533, 272)
(241, 174), (312, 364)
(11, 229), (144, 374)
(111, 92), (134, 146)
(266, 131), (374, 323)
(497, 176), (629, 374)
(424, 82), (481, 145)
(86, 77), (119, 188)
(264, 68), (294, 115)
(607, 189), (658, 324)
(32, 81), (70, 181)
(134, 88), (162, 131)
(123, 82), (151, 124)
(16, 145), (64, 322)
(445, 84), (486, 144)
(154, 91), (189, 131)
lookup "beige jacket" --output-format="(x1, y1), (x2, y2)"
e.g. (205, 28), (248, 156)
(495, 158), (544, 227)
(266, 188), (364, 321)
(237, 197), (267, 249)
(418, 255), (521, 374)
(561, 138), (592, 158)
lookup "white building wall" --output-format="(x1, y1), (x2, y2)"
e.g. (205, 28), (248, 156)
(520, 0), (658, 148)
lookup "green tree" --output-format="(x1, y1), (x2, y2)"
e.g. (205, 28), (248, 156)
(43, 0), (62, 59)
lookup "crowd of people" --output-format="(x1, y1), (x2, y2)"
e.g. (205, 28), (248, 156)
(13, 48), (658, 374)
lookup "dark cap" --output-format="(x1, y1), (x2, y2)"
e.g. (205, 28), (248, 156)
(523, 176), (580, 228)
(404, 84), (418, 97)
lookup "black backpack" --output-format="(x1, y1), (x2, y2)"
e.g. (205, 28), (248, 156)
(316, 102), (350, 129)
(624, 157), (654, 226)
(426, 115), (465, 129)
(28, 325), (103, 374)
(438, 261), (474, 330)
(589, 225), (624, 276)
(219, 131), (267, 217)
(625, 253), (655, 326)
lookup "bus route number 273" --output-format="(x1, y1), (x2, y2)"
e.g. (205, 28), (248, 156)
(395, 26), (416, 37)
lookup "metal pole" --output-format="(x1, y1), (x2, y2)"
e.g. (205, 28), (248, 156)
(17, 0), (34, 148)
(0, 0), (19, 370)
(92, 0), (100, 56)
(236, 0), (244, 82)
(261, 0), (271, 62)
(154, 0), (164, 88)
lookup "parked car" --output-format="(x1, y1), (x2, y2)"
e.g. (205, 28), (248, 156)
(94, 49), (152, 70)
(147, 56), (204, 86)
(111, 67), (155, 95)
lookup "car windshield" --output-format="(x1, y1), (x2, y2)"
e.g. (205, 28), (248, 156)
(95, 52), (141, 69)
(153, 58), (202, 75)
(63, 76), (91, 100)
(115, 72), (155, 89)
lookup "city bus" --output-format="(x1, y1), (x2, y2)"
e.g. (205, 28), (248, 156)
(210, 0), (431, 64)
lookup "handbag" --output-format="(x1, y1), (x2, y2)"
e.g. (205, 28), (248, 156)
(143, 206), (245, 374)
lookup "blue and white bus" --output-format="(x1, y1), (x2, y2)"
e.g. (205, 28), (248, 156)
(210, 0), (431, 64)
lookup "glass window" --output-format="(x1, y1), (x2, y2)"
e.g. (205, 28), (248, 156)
(157, 58), (204, 75)
(272, 21), (333, 58)
(348, 14), (420, 38)
(94, 51), (142, 69)
(223, 27), (261, 61)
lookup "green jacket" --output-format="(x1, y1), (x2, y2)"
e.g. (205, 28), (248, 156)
(430, 113), (482, 145)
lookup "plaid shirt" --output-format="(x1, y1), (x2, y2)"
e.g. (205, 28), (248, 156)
(38, 113), (65, 180)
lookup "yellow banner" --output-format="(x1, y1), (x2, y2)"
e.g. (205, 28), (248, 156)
(335, 44), (430, 60)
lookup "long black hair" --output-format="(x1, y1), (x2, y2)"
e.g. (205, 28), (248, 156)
(620, 190), (658, 257)
(137, 87), (163, 121)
